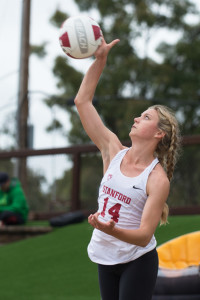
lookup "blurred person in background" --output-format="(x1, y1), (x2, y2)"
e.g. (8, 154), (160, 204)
(0, 172), (29, 226)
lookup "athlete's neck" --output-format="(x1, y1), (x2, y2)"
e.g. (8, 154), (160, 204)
(126, 146), (155, 167)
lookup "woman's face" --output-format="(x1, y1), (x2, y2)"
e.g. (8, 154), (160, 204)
(130, 109), (162, 141)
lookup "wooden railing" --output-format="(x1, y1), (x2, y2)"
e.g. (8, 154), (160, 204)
(0, 135), (200, 211)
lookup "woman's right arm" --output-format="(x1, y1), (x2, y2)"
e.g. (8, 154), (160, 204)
(74, 38), (122, 170)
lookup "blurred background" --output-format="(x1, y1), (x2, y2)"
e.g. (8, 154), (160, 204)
(0, 0), (200, 218)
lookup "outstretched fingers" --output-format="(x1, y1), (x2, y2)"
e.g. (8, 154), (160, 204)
(108, 39), (120, 49)
(94, 38), (120, 59)
(88, 212), (100, 228)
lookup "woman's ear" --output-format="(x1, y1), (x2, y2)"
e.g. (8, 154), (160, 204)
(155, 130), (165, 140)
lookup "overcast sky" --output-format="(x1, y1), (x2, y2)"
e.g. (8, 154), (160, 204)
(0, 0), (88, 150)
(0, 0), (91, 185)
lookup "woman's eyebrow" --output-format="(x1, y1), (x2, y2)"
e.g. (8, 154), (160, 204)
(141, 112), (152, 117)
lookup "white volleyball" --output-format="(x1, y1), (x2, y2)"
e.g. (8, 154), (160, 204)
(59, 15), (103, 59)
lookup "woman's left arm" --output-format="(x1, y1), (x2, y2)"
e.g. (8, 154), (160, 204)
(88, 169), (170, 247)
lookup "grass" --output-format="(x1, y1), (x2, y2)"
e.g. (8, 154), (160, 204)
(0, 215), (199, 300)
(155, 214), (200, 246)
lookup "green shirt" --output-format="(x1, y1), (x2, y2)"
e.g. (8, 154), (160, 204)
(0, 178), (29, 222)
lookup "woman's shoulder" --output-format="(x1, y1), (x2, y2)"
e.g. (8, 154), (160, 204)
(147, 164), (170, 197)
(150, 163), (170, 186)
(109, 144), (129, 162)
(102, 143), (127, 174)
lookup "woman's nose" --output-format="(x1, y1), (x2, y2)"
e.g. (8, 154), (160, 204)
(134, 117), (140, 123)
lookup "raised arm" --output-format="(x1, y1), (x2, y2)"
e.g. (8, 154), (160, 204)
(74, 38), (122, 171)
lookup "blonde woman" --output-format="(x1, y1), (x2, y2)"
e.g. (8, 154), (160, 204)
(75, 38), (181, 300)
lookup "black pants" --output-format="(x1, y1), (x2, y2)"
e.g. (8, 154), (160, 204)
(98, 248), (158, 300)
(0, 211), (25, 225)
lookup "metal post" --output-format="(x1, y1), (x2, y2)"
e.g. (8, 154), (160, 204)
(16, 0), (31, 194)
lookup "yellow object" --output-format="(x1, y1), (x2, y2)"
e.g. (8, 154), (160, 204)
(157, 231), (200, 269)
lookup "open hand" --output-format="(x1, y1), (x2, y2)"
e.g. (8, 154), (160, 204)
(94, 37), (120, 60)
(88, 212), (116, 235)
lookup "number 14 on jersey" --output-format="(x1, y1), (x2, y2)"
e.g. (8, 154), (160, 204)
(100, 197), (122, 223)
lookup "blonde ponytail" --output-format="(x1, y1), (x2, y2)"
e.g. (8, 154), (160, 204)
(149, 105), (181, 225)
(160, 203), (169, 225)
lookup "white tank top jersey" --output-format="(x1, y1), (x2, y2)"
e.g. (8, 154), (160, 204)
(87, 148), (159, 265)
